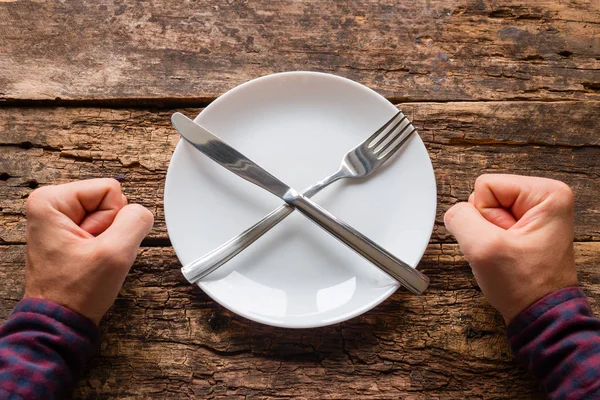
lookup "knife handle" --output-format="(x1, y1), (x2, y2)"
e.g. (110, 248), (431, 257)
(283, 192), (429, 295)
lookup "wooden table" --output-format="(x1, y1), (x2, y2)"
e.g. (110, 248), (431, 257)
(1, 1), (599, 398)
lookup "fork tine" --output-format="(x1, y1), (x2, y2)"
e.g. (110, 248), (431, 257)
(365, 111), (402, 146)
(376, 116), (411, 154)
(369, 113), (408, 150)
(378, 125), (417, 161)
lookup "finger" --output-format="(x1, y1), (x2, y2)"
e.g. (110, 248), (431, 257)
(80, 191), (130, 236)
(473, 174), (562, 222)
(466, 188), (514, 229)
(32, 178), (127, 226)
(97, 204), (154, 256)
(80, 209), (122, 236)
(479, 207), (517, 230)
(444, 202), (504, 251)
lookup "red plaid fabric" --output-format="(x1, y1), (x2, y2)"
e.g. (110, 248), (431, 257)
(0, 298), (98, 399)
(508, 287), (600, 399)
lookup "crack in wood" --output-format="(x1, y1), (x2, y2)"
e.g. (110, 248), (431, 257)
(444, 138), (600, 149)
(1, 0), (598, 395)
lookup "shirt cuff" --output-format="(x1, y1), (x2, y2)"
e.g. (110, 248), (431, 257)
(506, 286), (590, 338)
(11, 298), (100, 345)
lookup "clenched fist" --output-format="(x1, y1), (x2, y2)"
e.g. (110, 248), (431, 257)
(24, 179), (154, 325)
(444, 174), (578, 324)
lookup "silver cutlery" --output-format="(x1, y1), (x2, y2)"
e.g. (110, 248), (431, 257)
(182, 111), (419, 284)
(171, 112), (429, 295)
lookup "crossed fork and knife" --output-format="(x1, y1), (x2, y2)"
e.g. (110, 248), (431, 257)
(171, 111), (430, 295)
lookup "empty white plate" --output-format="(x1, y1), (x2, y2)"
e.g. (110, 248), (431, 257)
(164, 71), (436, 328)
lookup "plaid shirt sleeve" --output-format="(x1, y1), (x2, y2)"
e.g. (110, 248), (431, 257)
(0, 298), (99, 399)
(507, 286), (600, 399)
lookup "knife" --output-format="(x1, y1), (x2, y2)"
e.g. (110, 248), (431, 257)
(171, 112), (429, 295)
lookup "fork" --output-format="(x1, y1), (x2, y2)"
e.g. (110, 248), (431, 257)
(181, 110), (419, 283)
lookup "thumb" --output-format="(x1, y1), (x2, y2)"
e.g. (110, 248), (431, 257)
(98, 204), (154, 254)
(444, 202), (503, 248)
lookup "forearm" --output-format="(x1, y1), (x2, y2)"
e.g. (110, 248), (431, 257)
(507, 287), (600, 399)
(0, 298), (99, 399)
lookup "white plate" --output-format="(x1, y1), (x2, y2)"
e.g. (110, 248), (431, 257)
(164, 71), (436, 328)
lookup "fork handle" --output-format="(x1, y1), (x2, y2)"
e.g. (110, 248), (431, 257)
(181, 203), (294, 283)
(181, 171), (345, 283)
(284, 192), (429, 295)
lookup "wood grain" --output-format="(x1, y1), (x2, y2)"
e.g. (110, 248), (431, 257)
(1, 0), (599, 397)
(1, 0), (599, 103)
(2, 243), (599, 398)
(1, 102), (598, 246)
(0, 103), (597, 398)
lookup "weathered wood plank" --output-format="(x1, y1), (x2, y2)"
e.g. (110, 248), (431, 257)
(1, 0), (599, 103)
(1, 243), (599, 398)
(2, 1), (598, 398)
(1, 103), (599, 245)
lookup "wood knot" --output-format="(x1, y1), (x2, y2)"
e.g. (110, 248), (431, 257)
(208, 312), (230, 332)
(465, 327), (495, 340)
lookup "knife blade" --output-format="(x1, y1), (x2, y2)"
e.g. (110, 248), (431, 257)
(171, 112), (429, 295)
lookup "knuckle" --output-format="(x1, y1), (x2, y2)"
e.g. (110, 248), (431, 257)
(474, 174), (491, 186)
(102, 177), (123, 193)
(473, 175), (487, 192)
(474, 173), (496, 189)
(551, 181), (574, 208)
(109, 177), (123, 191)
(26, 186), (51, 213)
(557, 181), (574, 200)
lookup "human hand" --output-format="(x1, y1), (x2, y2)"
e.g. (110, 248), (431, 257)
(24, 178), (154, 325)
(444, 174), (578, 324)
